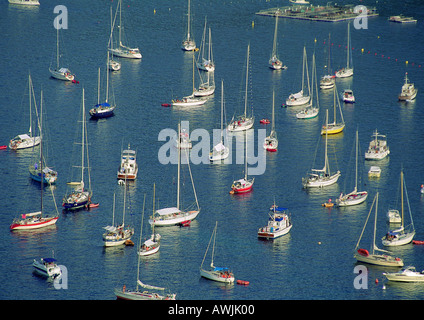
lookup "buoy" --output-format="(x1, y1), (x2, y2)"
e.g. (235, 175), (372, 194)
(375, 278), (379, 284)
(125, 239), (134, 246)
(229, 190), (234, 194)
(251, 21), (254, 28)
(0, 145), (7, 150)
(318, 241), (322, 245)
(237, 279), (249, 285)
(361, 48), (364, 53)
(382, 285), (386, 290)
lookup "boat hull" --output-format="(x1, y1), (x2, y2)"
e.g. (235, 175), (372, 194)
(49, 68), (75, 81)
(139, 245), (160, 256)
(89, 107), (115, 119)
(149, 210), (199, 227)
(114, 288), (175, 300)
(321, 124), (345, 135)
(296, 108), (318, 119)
(382, 231), (415, 247)
(209, 147), (230, 161)
(109, 48), (141, 59)
(303, 171), (341, 188)
(354, 252), (404, 267)
(200, 268), (235, 283)
(10, 216), (58, 230)
(258, 224), (292, 240)
(9, 136), (41, 150)
(337, 191), (368, 207)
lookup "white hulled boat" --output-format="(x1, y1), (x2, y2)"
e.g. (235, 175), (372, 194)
(384, 266), (424, 282)
(210, 80), (229, 161)
(197, 19), (215, 72)
(335, 23), (353, 78)
(269, 11), (286, 70)
(108, 6), (121, 71)
(382, 170), (415, 246)
(49, 27), (75, 81)
(200, 222), (235, 283)
(364, 130), (390, 160)
(286, 47), (310, 106)
(341, 89), (355, 103)
(33, 258), (62, 278)
(8, 0), (40, 5)
(258, 204), (292, 240)
(181, 0), (196, 51)
(139, 184), (161, 256)
(296, 53), (319, 119)
(263, 91), (278, 152)
(320, 34), (335, 89)
(368, 166), (381, 177)
(117, 144), (138, 180)
(398, 72), (417, 101)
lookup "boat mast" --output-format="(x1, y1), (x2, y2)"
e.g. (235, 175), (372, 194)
(210, 221), (217, 268)
(177, 123), (181, 210)
(56, 27), (60, 69)
(346, 23), (350, 69)
(28, 74), (33, 138)
(372, 192), (378, 255)
(81, 88), (85, 188)
(244, 44), (250, 118)
(271, 91), (275, 134)
(97, 68), (101, 105)
(220, 80), (224, 144)
(401, 170), (404, 229)
(187, 0), (191, 41)
(354, 130), (359, 193)
(272, 14), (278, 58)
(324, 109), (329, 174)
(244, 129), (248, 180)
(136, 194), (146, 292)
(40, 91), (43, 215)
(152, 183), (156, 236)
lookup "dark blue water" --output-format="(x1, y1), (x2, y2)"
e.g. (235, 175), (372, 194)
(1, 0), (424, 301)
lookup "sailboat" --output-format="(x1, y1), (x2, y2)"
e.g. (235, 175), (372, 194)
(286, 47), (310, 106)
(209, 80), (229, 161)
(89, 63), (115, 119)
(296, 53), (319, 119)
(193, 61), (215, 97)
(320, 34), (335, 89)
(29, 91), (58, 185)
(103, 185), (134, 247)
(10, 92), (59, 231)
(49, 26), (75, 81)
(149, 123), (200, 226)
(139, 184), (161, 256)
(336, 130), (368, 206)
(263, 91), (278, 152)
(200, 221), (235, 283)
(181, 0), (196, 51)
(382, 170), (415, 246)
(227, 44), (254, 132)
(115, 195), (176, 300)
(320, 83), (345, 135)
(9, 74), (41, 150)
(109, 0), (141, 59)
(269, 11), (286, 70)
(197, 19), (215, 72)
(230, 130), (254, 194)
(62, 89), (93, 210)
(354, 193), (404, 267)
(108, 6), (121, 71)
(335, 23), (353, 78)
(302, 109), (341, 188)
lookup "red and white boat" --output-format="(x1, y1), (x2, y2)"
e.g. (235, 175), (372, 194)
(260, 119), (270, 124)
(117, 144), (138, 180)
(10, 211), (58, 231)
(230, 130), (254, 194)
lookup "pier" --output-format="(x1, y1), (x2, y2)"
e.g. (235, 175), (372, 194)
(256, 4), (378, 22)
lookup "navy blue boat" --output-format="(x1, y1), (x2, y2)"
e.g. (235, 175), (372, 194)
(89, 102), (115, 119)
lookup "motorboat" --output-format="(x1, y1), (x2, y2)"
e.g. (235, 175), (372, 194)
(260, 119), (270, 124)
(384, 266), (424, 282)
(368, 166), (381, 177)
(387, 209), (401, 224)
(258, 206), (292, 240)
(398, 72), (417, 101)
(365, 130), (390, 160)
(341, 89), (355, 103)
(33, 258), (62, 278)
(389, 15), (417, 23)
(117, 145), (138, 180)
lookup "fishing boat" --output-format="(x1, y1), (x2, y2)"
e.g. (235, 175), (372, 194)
(230, 130), (254, 194)
(200, 222), (235, 283)
(341, 89), (355, 103)
(49, 26), (75, 81)
(335, 23), (353, 78)
(115, 195), (176, 300)
(302, 109), (341, 188)
(263, 91), (278, 152)
(382, 170), (415, 246)
(296, 53), (319, 119)
(197, 19), (215, 72)
(364, 130), (390, 160)
(354, 193), (404, 267)
(320, 34), (335, 90)
(149, 124), (200, 227)
(269, 11), (286, 70)
(117, 144), (138, 180)
(33, 258), (62, 278)
(109, 0), (141, 59)
(103, 187), (134, 247)
(286, 47), (310, 106)
(383, 266), (424, 282)
(228, 45), (254, 132)
(89, 60), (116, 119)
(181, 0), (196, 51)
(321, 83), (345, 135)
(337, 130), (368, 206)
(258, 205), (292, 240)
(139, 184), (161, 256)
(9, 74), (41, 150)
(62, 89), (93, 210)
(368, 166), (381, 177)
(398, 72), (417, 101)
(209, 80), (229, 161)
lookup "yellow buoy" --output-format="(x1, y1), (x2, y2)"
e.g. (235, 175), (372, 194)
(361, 48), (364, 53)
(154, 8), (156, 14)
(406, 60), (409, 65)
(252, 21), (255, 28)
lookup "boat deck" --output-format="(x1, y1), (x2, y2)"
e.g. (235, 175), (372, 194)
(256, 4), (378, 22)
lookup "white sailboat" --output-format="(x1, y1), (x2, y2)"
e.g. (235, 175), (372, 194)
(197, 19), (215, 72)
(10, 92), (59, 231)
(263, 91), (278, 152)
(296, 53), (319, 119)
(49, 27), (75, 81)
(230, 130), (254, 194)
(109, 0), (141, 59)
(320, 83), (345, 135)
(115, 195), (176, 300)
(108, 6), (121, 71)
(382, 170), (415, 246)
(9, 74), (41, 150)
(286, 47), (310, 106)
(62, 89), (93, 210)
(228, 44), (254, 132)
(149, 123), (200, 226)
(103, 186), (134, 247)
(302, 109), (341, 188)
(354, 193), (404, 267)
(200, 221), (235, 283)
(335, 23), (353, 78)
(269, 11), (286, 70)
(320, 34), (335, 89)
(139, 184), (161, 256)
(337, 130), (368, 206)
(181, 0), (196, 51)
(209, 80), (229, 161)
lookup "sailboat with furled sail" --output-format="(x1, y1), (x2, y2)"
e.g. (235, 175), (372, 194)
(354, 193), (404, 267)
(115, 195), (176, 300)
(181, 0), (196, 51)
(320, 83), (345, 135)
(49, 25), (75, 81)
(269, 10), (286, 70)
(263, 91), (278, 152)
(335, 23), (353, 78)
(139, 184), (161, 256)
(209, 80), (229, 161)
(286, 46), (310, 106)
(296, 53), (319, 119)
(230, 130), (254, 193)
(62, 89), (93, 210)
